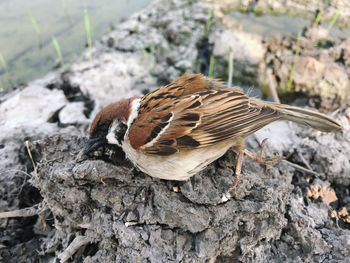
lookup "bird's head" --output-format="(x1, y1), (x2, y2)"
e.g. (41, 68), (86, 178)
(83, 97), (138, 155)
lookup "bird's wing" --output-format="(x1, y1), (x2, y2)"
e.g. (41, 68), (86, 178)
(128, 77), (281, 156)
(138, 73), (223, 114)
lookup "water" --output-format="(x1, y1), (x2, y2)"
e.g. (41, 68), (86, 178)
(229, 12), (350, 38)
(0, 0), (150, 92)
(2, 3), (350, 94)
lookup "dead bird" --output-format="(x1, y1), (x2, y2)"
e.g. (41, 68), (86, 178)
(83, 73), (342, 186)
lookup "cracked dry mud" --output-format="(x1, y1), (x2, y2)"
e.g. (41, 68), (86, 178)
(21, 117), (349, 262)
(1, 0), (350, 262)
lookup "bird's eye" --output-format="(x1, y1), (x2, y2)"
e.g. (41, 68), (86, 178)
(92, 123), (109, 139)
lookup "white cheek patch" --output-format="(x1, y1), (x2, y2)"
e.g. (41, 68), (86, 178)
(127, 98), (141, 127)
(107, 119), (122, 146)
(107, 98), (141, 148)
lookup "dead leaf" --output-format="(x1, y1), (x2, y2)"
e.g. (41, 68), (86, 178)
(307, 184), (337, 204)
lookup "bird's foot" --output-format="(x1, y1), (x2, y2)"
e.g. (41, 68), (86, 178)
(244, 138), (285, 165)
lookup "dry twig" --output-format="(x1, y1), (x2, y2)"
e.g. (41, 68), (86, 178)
(57, 235), (94, 263)
(227, 48), (234, 88)
(267, 70), (280, 104)
(282, 160), (320, 177)
(0, 203), (46, 219)
(25, 140), (38, 179)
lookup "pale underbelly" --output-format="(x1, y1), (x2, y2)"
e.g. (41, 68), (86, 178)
(123, 139), (237, 181)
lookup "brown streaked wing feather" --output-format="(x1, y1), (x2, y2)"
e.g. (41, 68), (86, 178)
(138, 73), (223, 114)
(129, 76), (282, 156)
(128, 73), (222, 154)
(128, 94), (203, 155)
(190, 91), (282, 145)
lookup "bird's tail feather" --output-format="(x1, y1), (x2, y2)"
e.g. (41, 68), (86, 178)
(264, 101), (342, 132)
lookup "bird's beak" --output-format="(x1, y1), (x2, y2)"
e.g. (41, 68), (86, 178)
(82, 137), (105, 155)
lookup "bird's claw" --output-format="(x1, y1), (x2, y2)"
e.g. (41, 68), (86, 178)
(244, 138), (284, 165)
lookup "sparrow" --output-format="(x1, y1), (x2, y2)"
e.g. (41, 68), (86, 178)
(83, 73), (342, 183)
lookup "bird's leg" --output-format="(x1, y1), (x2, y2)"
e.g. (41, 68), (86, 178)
(221, 149), (244, 201)
(232, 150), (244, 199)
(244, 138), (284, 165)
(224, 139), (283, 201)
(233, 150), (243, 187)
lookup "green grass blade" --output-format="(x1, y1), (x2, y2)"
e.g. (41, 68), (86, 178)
(52, 36), (64, 67)
(29, 12), (42, 47)
(327, 4), (341, 32)
(208, 55), (214, 78)
(29, 12), (40, 34)
(314, 10), (323, 25)
(141, 47), (149, 61)
(205, 7), (213, 35)
(150, 43), (155, 75)
(62, 0), (67, 12)
(62, 0), (72, 25)
(84, 8), (92, 61)
(227, 47), (233, 88)
(0, 52), (9, 76)
(0, 52), (12, 85)
(287, 30), (301, 91)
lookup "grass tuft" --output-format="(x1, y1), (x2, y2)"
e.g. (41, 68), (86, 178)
(314, 10), (323, 25)
(62, 0), (72, 25)
(205, 7), (213, 35)
(29, 12), (42, 48)
(287, 30), (301, 91)
(327, 3), (342, 32)
(141, 45), (155, 75)
(52, 36), (64, 67)
(84, 8), (92, 61)
(150, 43), (155, 75)
(208, 54), (214, 78)
(141, 47), (149, 61)
(227, 47), (234, 88)
(0, 52), (12, 86)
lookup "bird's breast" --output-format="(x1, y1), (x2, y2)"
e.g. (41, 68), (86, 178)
(122, 138), (237, 181)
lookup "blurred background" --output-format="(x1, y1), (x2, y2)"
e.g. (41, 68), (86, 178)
(1, 0), (349, 102)
(0, 0), (150, 92)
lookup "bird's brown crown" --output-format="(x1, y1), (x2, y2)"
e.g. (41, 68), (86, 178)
(89, 97), (138, 136)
